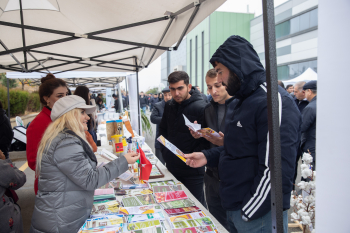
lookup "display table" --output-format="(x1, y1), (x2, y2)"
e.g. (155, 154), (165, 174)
(95, 142), (229, 233)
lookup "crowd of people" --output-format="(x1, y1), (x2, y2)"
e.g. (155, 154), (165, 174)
(0, 35), (317, 233)
(148, 36), (317, 233)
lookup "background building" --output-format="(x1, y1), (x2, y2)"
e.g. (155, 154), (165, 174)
(250, 0), (318, 81)
(160, 40), (187, 88)
(186, 11), (254, 93)
(160, 11), (254, 93)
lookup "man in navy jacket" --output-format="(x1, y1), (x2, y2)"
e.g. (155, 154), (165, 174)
(185, 36), (301, 232)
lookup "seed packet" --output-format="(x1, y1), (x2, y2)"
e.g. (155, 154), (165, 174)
(119, 205), (162, 215)
(152, 185), (182, 193)
(160, 199), (196, 209)
(154, 191), (188, 203)
(122, 194), (156, 207)
(127, 212), (165, 223)
(164, 206), (201, 216)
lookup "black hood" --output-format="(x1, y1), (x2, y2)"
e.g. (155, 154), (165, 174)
(170, 86), (203, 106)
(210, 35), (266, 99)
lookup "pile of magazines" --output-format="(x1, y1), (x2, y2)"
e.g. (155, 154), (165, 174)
(77, 179), (219, 233)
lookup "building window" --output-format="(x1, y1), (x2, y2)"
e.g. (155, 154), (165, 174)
(195, 35), (198, 86)
(201, 31), (204, 92)
(277, 59), (317, 80)
(190, 39), (192, 83)
(276, 8), (318, 39)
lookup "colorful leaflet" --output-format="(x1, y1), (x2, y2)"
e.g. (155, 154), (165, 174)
(164, 207), (201, 216)
(152, 185), (182, 193)
(157, 135), (186, 163)
(122, 194), (156, 207)
(160, 199), (196, 209)
(154, 190), (188, 203)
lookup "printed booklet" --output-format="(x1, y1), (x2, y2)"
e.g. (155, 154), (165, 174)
(183, 114), (220, 138)
(119, 205), (162, 215)
(157, 136), (186, 163)
(164, 206), (201, 216)
(154, 190), (188, 203)
(122, 194), (156, 207)
(152, 185), (182, 193)
(148, 180), (176, 188)
(160, 199), (196, 209)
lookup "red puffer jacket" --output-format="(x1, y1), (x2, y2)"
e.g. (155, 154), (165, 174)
(26, 106), (52, 194)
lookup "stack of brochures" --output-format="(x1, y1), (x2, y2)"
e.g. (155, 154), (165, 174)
(78, 174), (220, 233)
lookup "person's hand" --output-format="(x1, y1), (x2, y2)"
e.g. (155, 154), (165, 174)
(184, 152), (207, 168)
(0, 150), (5, 160)
(124, 151), (140, 164)
(189, 121), (202, 139)
(202, 131), (224, 146)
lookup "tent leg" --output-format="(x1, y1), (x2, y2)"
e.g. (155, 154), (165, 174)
(262, 0), (283, 232)
(117, 83), (123, 113)
(135, 58), (141, 136)
(6, 76), (10, 118)
(19, 0), (28, 70)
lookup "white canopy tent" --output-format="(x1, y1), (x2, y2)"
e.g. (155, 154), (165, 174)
(283, 68), (318, 85)
(0, 0), (225, 73)
(1, 0), (226, 128)
(6, 71), (126, 89)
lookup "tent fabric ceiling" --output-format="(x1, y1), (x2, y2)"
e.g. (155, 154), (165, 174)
(6, 70), (126, 88)
(0, 0), (226, 74)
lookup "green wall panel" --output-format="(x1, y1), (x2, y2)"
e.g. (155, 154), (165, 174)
(186, 12), (254, 94)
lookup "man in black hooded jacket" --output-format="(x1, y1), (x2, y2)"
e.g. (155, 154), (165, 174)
(185, 36), (301, 232)
(159, 71), (209, 207)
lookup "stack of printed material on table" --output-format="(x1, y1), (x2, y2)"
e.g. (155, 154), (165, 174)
(147, 180), (220, 233)
(93, 188), (116, 202)
(120, 184), (168, 232)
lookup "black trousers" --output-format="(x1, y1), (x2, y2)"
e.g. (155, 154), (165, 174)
(204, 172), (229, 230)
(155, 148), (165, 165)
(172, 172), (207, 208)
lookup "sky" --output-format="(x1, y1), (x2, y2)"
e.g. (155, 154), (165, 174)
(124, 0), (288, 92)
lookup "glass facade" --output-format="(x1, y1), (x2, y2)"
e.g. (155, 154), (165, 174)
(276, 8), (318, 39)
(278, 60), (317, 80)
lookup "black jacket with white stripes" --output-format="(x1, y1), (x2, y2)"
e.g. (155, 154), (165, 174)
(202, 35), (302, 220)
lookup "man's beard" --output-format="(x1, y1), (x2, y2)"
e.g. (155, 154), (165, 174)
(222, 71), (241, 96)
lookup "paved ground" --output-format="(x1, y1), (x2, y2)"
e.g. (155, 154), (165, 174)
(14, 110), (302, 232)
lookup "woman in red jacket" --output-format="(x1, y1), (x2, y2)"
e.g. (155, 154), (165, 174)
(26, 74), (68, 194)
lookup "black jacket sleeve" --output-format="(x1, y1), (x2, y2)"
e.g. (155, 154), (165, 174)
(301, 106), (316, 133)
(159, 104), (168, 153)
(150, 105), (162, 125)
(202, 146), (224, 167)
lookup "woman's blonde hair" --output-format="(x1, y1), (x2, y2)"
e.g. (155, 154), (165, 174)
(36, 108), (88, 175)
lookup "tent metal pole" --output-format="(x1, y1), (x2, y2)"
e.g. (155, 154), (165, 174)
(0, 21), (76, 37)
(27, 51), (50, 72)
(112, 56), (135, 62)
(27, 57), (50, 71)
(91, 58), (142, 68)
(0, 40), (26, 71)
(135, 57), (141, 136)
(0, 37), (78, 56)
(8, 58), (46, 67)
(96, 64), (135, 72)
(6, 76), (10, 118)
(0, 65), (24, 72)
(87, 16), (169, 36)
(88, 36), (170, 50)
(19, 0), (28, 70)
(146, 17), (174, 67)
(262, 0), (283, 232)
(52, 65), (92, 74)
(30, 50), (82, 60)
(171, 0), (206, 17)
(32, 59), (87, 72)
(90, 47), (141, 59)
(174, 4), (200, 50)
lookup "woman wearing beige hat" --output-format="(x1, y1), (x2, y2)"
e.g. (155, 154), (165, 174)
(30, 95), (139, 233)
